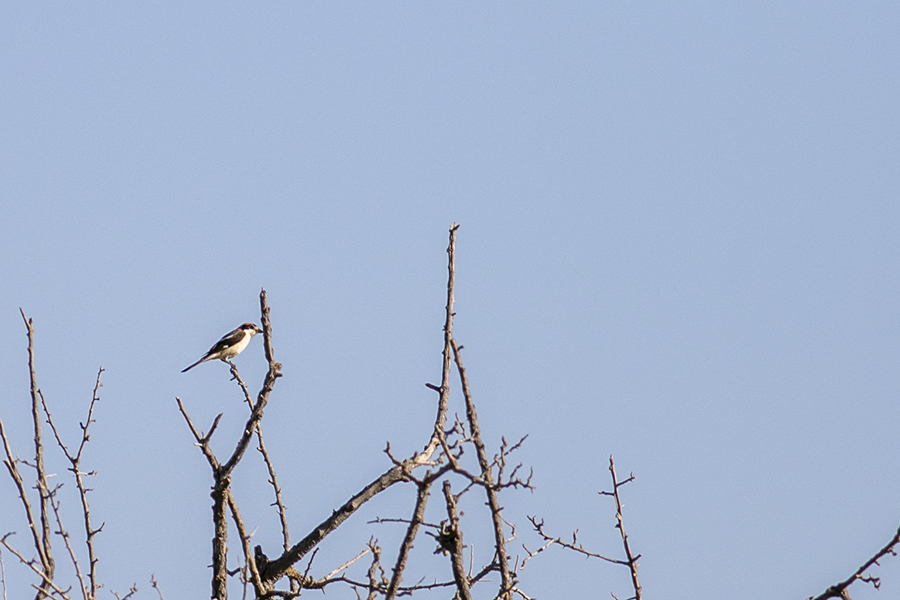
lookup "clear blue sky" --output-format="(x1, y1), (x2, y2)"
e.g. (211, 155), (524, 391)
(2, 3), (899, 599)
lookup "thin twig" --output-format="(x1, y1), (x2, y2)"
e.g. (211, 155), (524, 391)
(40, 368), (105, 599)
(149, 575), (165, 600)
(226, 489), (263, 596)
(230, 364), (292, 556)
(524, 515), (625, 568)
(607, 456), (641, 600)
(49, 493), (87, 600)
(0, 536), (69, 600)
(808, 522), (900, 600)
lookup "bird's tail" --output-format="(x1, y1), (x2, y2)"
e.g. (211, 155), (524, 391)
(181, 358), (206, 373)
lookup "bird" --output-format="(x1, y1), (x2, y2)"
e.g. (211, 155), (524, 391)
(182, 323), (262, 372)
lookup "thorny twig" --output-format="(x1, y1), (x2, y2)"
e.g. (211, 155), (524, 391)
(523, 517), (624, 568)
(602, 455), (642, 600)
(808, 522), (900, 600)
(41, 368), (105, 599)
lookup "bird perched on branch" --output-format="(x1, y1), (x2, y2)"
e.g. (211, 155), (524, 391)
(182, 323), (262, 372)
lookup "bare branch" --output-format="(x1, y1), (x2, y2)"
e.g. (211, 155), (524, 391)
(607, 456), (642, 600)
(385, 477), (432, 599)
(1, 544), (7, 600)
(20, 310), (55, 600)
(149, 575), (165, 600)
(0, 411), (47, 585)
(808, 522), (900, 600)
(259, 226), (463, 588)
(231, 361), (293, 570)
(365, 541), (385, 600)
(440, 480), (472, 600)
(226, 490), (263, 597)
(40, 368), (105, 599)
(48, 493), (87, 600)
(0, 535), (69, 600)
(451, 339), (513, 599)
(524, 517), (625, 566)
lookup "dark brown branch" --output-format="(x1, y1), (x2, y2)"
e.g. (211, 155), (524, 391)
(385, 478), (433, 600)
(21, 309), (55, 600)
(441, 480), (472, 600)
(607, 456), (641, 600)
(260, 463), (411, 586)
(451, 339), (513, 598)
(211, 483), (229, 600)
(808, 522), (900, 600)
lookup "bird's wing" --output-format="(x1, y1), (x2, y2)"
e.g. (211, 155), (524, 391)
(206, 327), (245, 355)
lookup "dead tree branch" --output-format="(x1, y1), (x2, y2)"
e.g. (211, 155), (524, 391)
(257, 225), (462, 592)
(603, 455), (642, 600)
(20, 310), (55, 600)
(385, 477), (433, 600)
(40, 368), (104, 600)
(440, 480), (472, 600)
(451, 339), (513, 599)
(808, 522), (900, 600)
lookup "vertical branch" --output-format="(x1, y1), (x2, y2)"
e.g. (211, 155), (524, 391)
(435, 224), (460, 439)
(424, 223), (460, 457)
(256, 430), (290, 553)
(49, 493), (88, 600)
(174, 398), (227, 599)
(0, 412), (45, 576)
(441, 480), (472, 600)
(608, 456), (641, 600)
(365, 541), (385, 600)
(385, 477), (433, 600)
(40, 368), (105, 600)
(451, 339), (512, 598)
(78, 371), (104, 600)
(211, 479), (229, 600)
(225, 490), (263, 596)
(20, 309), (55, 599)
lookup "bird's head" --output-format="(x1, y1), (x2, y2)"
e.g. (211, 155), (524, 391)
(241, 323), (262, 336)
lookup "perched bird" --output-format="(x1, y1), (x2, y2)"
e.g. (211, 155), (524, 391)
(182, 323), (262, 372)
